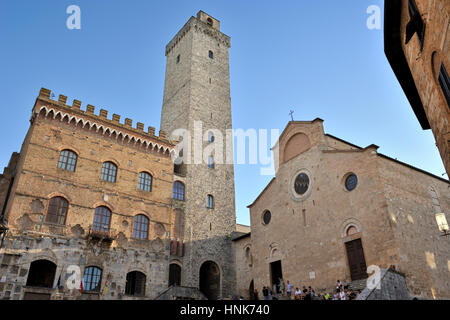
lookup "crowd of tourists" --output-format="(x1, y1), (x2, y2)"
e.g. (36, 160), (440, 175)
(248, 279), (361, 301)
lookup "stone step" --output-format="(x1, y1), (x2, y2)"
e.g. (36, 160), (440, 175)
(348, 279), (367, 291)
(154, 286), (207, 300)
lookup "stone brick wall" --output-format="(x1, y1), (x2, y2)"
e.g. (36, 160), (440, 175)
(0, 90), (176, 300)
(0, 152), (20, 222)
(247, 120), (450, 299)
(160, 11), (236, 298)
(232, 234), (252, 299)
(378, 154), (450, 299)
(399, 0), (450, 176)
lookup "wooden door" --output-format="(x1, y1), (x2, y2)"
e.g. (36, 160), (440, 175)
(345, 238), (368, 281)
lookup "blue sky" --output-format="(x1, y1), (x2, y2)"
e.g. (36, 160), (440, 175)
(0, 0), (446, 226)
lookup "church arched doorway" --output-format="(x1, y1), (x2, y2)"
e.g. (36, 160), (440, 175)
(199, 261), (220, 300)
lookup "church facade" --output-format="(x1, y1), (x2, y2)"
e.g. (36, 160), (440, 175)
(233, 119), (450, 300)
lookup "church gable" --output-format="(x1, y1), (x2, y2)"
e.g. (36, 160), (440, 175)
(274, 118), (326, 166)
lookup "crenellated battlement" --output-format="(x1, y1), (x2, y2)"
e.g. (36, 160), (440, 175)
(34, 88), (175, 155)
(165, 12), (230, 56)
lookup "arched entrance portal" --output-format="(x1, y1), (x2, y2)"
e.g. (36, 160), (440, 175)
(249, 280), (255, 300)
(169, 264), (181, 287)
(199, 261), (220, 300)
(26, 259), (57, 288)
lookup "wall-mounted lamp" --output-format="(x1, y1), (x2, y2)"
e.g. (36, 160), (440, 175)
(435, 213), (449, 237)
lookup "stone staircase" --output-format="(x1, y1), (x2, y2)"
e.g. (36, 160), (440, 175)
(154, 286), (207, 300)
(348, 278), (367, 292)
(356, 268), (410, 300)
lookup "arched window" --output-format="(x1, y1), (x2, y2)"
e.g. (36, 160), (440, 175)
(46, 196), (69, 225)
(138, 172), (152, 192)
(133, 214), (149, 240)
(208, 156), (215, 169)
(83, 266), (102, 292)
(207, 18), (213, 26)
(93, 206), (111, 233)
(208, 50), (214, 59)
(125, 271), (146, 296)
(57, 149), (77, 171)
(208, 132), (215, 143)
(438, 62), (449, 108)
(207, 195), (214, 209)
(101, 162), (117, 182)
(173, 181), (185, 201)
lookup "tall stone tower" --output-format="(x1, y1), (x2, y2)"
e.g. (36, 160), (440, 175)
(160, 11), (236, 299)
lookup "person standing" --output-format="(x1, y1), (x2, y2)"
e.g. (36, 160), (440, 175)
(339, 287), (346, 300)
(262, 286), (269, 300)
(308, 286), (315, 297)
(286, 281), (293, 299)
(333, 290), (339, 300)
(348, 289), (357, 300)
(279, 278), (285, 296)
(294, 287), (301, 300)
(272, 283), (278, 296)
(303, 288), (311, 301)
(253, 288), (259, 300)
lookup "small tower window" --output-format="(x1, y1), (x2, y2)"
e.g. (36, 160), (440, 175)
(208, 132), (215, 143)
(208, 156), (215, 169)
(208, 50), (214, 59)
(207, 195), (214, 209)
(176, 54), (180, 64)
(207, 18), (213, 26)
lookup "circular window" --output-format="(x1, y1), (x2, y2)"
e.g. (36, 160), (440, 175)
(294, 173), (310, 195)
(262, 210), (271, 225)
(345, 174), (358, 191)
